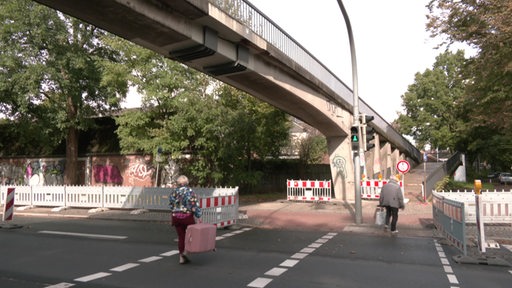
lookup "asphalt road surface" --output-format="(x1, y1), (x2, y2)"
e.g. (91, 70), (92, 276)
(1, 216), (510, 288)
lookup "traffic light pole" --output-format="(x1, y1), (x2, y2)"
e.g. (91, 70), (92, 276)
(337, 0), (362, 224)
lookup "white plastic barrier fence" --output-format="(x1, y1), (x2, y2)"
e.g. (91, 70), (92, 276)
(0, 185), (239, 228)
(435, 191), (512, 223)
(360, 179), (404, 199)
(286, 179), (331, 201)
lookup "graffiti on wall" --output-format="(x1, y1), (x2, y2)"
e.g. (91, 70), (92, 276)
(1, 155), (158, 187)
(93, 164), (123, 185)
(90, 155), (155, 187)
(332, 154), (346, 178)
(127, 158), (154, 185)
(0, 159), (65, 186)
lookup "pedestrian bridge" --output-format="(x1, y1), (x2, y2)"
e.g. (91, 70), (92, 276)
(33, 0), (421, 201)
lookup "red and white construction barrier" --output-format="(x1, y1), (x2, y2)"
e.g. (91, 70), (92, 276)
(2, 187), (15, 221)
(360, 180), (404, 199)
(199, 195), (238, 228)
(287, 180), (332, 201)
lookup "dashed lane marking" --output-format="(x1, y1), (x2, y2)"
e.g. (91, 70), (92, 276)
(110, 263), (140, 272)
(74, 272), (112, 282)
(435, 240), (460, 287)
(246, 232), (338, 288)
(44, 227), (254, 288)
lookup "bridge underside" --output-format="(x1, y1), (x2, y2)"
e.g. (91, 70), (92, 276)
(33, 0), (418, 201)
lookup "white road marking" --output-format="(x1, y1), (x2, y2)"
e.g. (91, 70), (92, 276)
(38, 230), (127, 240)
(160, 250), (179, 256)
(280, 259), (299, 267)
(44, 226), (253, 288)
(247, 277), (273, 288)
(447, 274), (459, 284)
(138, 256), (162, 263)
(74, 272), (111, 282)
(434, 240), (460, 287)
(291, 252), (308, 259)
(246, 232), (338, 287)
(110, 263), (140, 272)
(264, 267), (287, 276)
(300, 247), (316, 253)
(45, 283), (75, 288)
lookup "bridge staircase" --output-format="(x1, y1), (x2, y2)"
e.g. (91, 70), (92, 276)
(403, 162), (444, 202)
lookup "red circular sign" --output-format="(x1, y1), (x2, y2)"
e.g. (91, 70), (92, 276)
(396, 160), (410, 173)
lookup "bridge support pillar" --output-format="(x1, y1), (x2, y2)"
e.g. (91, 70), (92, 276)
(327, 136), (355, 202)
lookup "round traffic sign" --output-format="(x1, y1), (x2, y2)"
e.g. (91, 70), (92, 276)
(396, 160), (410, 173)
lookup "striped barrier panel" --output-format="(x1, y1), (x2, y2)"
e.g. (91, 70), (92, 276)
(360, 180), (404, 199)
(2, 187), (15, 221)
(286, 180), (331, 201)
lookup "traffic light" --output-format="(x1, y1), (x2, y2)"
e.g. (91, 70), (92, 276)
(364, 126), (375, 150)
(360, 114), (375, 151)
(350, 125), (359, 151)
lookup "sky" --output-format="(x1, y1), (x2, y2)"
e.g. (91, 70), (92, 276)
(248, 0), (442, 123)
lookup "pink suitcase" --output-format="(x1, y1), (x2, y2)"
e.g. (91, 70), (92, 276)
(185, 223), (216, 253)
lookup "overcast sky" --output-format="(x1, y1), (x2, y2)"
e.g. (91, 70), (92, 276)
(248, 0), (442, 123)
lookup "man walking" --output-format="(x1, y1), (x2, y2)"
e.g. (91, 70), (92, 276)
(379, 175), (405, 234)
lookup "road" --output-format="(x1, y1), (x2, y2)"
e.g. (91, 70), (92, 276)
(0, 216), (510, 288)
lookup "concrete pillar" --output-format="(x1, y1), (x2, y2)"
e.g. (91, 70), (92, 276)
(381, 142), (392, 179)
(371, 134), (381, 179)
(327, 136), (354, 201)
(363, 149), (374, 180)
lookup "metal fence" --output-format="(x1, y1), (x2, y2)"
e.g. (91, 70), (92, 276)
(433, 192), (467, 255)
(0, 185), (239, 228)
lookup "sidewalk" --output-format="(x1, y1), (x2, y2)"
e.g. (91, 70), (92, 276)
(238, 198), (434, 238)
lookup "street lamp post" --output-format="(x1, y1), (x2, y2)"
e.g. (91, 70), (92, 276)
(336, 0), (362, 224)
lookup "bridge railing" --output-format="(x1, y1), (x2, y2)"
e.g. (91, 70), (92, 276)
(425, 152), (463, 200)
(0, 185), (238, 228)
(209, 0), (421, 162)
(210, 0), (351, 101)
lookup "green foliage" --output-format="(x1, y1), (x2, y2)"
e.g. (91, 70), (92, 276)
(427, 0), (512, 172)
(113, 45), (290, 188)
(0, 0), (129, 183)
(298, 134), (327, 165)
(396, 50), (466, 151)
(437, 178), (492, 192)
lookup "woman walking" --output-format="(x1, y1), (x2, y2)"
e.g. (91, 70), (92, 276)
(169, 175), (202, 264)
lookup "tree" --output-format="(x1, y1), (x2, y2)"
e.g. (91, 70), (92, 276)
(0, 0), (129, 183)
(113, 43), (290, 188)
(427, 0), (512, 168)
(395, 50), (466, 151)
